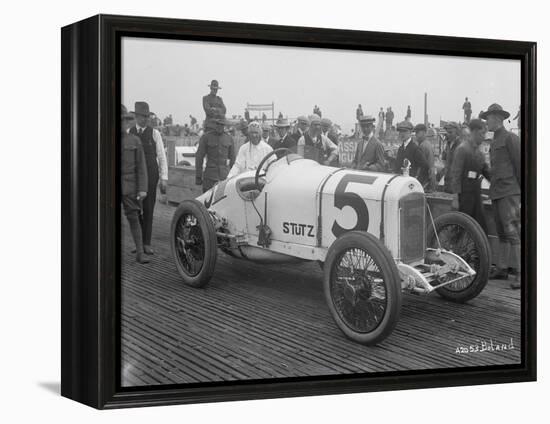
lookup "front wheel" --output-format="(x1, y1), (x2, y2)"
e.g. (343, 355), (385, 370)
(324, 231), (402, 345)
(426, 211), (490, 302)
(170, 199), (217, 287)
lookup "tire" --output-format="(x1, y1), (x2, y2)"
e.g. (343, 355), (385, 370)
(324, 231), (402, 345)
(426, 211), (490, 302)
(170, 199), (217, 287)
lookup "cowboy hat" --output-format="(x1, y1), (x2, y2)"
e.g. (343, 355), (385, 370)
(479, 103), (510, 120)
(131, 101), (153, 117)
(208, 79), (222, 89)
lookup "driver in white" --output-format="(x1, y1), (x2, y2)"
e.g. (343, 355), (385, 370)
(227, 121), (275, 179)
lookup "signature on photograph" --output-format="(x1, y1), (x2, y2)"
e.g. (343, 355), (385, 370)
(454, 338), (515, 355)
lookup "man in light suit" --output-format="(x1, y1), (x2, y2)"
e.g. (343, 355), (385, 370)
(351, 115), (386, 171)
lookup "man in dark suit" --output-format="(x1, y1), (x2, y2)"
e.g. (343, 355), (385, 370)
(271, 118), (297, 158)
(351, 115), (386, 171)
(394, 121), (429, 182)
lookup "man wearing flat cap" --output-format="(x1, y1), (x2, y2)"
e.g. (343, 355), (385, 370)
(394, 121), (429, 182)
(481, 103), (521, 288)
(121, 105), (149, 264)
(292, 115), (309, 144)
(261, 123), (274, 146)
(129, 101), (168, 256)
(415, 123), (436, 191)
(321, 118), (339, 145)
(271, 118), (297, 159)
(440, 121), (461, 193)
(297, 114), (338, 165)
(351, 115), (386, 172)
(196, 115), (236, 192)
(203, 80), (227, 131)
(449, 119), (491, 233)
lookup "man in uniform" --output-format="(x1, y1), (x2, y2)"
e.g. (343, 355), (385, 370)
(415, 123), (436, 191)
(481, 104), (521, 289)
(292, 115), (309, 143)
(394, 121), (429, 182)
(449, 119), (490, 233)
(351, 115), (386, 171)
(321, 118), (339, 145)
(297, 114), (338, 165)
(227, 121), (275, 179)
(440, 121), (461, 193)
(196, 116), (236, 192)
(271, 117), (297, 158)
(121, 105), (149, 264)
(202, 79), (226, 130)
(462, 97), (472, 124)
(129, 102), (168, 256)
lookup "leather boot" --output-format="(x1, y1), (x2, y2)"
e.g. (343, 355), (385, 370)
(127, 213), (149, 264)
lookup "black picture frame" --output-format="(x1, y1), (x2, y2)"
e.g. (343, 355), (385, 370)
(61, 14), (537, 409)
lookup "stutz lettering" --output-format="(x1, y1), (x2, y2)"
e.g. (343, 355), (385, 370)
(282, 221), (315, 238)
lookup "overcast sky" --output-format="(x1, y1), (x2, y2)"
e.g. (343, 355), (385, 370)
(122, 37), (520, 133)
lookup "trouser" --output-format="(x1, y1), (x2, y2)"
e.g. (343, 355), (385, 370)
(458, 190), (488, 235)
(140, 170), (158, 246)
(493, 195), (521, 272)
(122, 195), (144, 253)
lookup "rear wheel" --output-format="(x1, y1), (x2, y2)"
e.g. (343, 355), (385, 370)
(170, 199), (217, 287)
(426, 211), (490, 302)
(324, 231), (402, 345)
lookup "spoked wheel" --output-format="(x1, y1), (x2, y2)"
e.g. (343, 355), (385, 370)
(426, 211), (490, 302)
(324, 231), (402, 345)
(170, 199), (217, 287)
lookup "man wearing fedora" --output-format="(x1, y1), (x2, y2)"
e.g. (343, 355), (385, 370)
(271, 117), (297, 159)
(203, 80), (226, 131)
(195, 116), (236, 192)
(351, 115), (386, 172)
(481, 103), (521, 289)
(394, 121), (429, 181)
(121, 105), (149, 264)
(129, 101), (168, 256)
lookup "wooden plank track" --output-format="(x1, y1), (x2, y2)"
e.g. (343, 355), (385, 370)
(121, 201), (521, 387)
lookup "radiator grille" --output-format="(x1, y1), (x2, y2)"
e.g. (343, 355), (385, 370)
(399, 192), (426, 263)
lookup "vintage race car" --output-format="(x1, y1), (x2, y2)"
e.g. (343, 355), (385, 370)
(170, 149), (490, 345)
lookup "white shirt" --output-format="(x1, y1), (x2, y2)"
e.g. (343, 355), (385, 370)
(402, 137), (412, 149)
(134, 125), (169, 180)
(227, 140), (274, 179)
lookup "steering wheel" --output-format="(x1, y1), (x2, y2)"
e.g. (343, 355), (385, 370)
(254, 148), (294, 190)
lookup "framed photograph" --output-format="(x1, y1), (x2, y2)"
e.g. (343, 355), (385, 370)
(61, 14), (536, 409)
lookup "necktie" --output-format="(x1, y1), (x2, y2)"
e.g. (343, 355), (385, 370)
(138, 128), (143, 135)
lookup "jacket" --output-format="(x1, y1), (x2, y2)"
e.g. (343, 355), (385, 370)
(352, 136), (386, 172)
(195, 131), (236, 183)
(394, 139), (429, 182)
(450, 141), (490, 194)
(489, 127), (521, 200)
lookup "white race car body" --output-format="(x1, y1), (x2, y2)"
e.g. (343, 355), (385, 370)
(197, 156), (425, 265)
